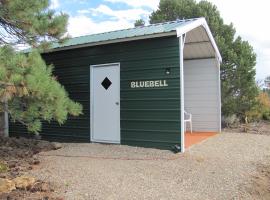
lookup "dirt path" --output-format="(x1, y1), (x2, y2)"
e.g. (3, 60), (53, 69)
(31, 133), (270, 200)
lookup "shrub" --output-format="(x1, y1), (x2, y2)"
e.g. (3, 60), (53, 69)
(245, 92), (270, 122)
(222, 114), (240, 128)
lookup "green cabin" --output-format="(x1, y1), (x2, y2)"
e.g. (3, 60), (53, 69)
(9, 18), (222, 152)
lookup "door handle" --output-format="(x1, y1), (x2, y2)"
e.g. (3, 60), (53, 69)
(115, 102), (119, 105)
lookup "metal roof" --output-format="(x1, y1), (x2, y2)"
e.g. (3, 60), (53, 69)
(42, 17), (221, 62)
(51, 18), (198, 49)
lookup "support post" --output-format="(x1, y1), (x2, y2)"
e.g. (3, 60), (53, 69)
(179, 34), (186, 153)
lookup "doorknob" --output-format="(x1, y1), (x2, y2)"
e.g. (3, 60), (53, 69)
(115, 102), (119, 105)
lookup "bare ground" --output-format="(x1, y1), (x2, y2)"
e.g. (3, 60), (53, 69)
(28, 132), (270, 200)
(0, 137), (62, 199)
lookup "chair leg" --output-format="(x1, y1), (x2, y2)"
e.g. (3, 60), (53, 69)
(190, 121), (192, 133)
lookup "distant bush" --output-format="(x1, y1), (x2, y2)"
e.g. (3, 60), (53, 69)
(222, 114), (240, 128)
(245, 92), (270, 122)
(222, 92), (270, 128)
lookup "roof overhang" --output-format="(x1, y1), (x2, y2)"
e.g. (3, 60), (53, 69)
(176, 17), (222, 62)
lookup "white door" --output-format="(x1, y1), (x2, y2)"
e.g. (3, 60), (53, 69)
(90, 63), (120, 143)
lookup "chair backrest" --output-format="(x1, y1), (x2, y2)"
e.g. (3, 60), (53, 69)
(184, 110), (191, 120)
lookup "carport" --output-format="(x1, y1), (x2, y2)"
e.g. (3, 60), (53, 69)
(180, 19), (222, 150)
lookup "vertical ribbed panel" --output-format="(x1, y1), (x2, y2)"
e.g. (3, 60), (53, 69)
(9, 36), (181, 149)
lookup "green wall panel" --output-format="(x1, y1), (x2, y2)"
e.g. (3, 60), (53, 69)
(9, 36), (181, 149)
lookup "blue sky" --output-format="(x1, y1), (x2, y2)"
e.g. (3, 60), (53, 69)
(51, 0), (157, 37)
(50, 0), (270, 80)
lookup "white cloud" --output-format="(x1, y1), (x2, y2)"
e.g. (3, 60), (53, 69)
(69, 4), (152, 37)
(77, 9), (91, 15)
(89, 5), (150, 21)
(104, 0), (159, 9)
(204, 0), (270, 80)
(49, 0), (60, 9)
(68, 15), (132, 37)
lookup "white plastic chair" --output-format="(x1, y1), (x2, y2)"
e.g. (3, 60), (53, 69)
(184, 111), (192, 133)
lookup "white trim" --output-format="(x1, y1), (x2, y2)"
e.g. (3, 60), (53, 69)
(90, 62), (121, 144)
(217, 60), (222, 132)
(176, 17), (222, 63)
(179, 35), (185, 153)
(44, 32), (176, 53)
(91, 139), (120, 144)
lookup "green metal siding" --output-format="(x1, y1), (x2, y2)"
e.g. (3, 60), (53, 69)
(9, 36), (181, 149)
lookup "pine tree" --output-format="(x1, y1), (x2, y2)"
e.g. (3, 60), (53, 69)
(0, 0), (82, 134)
(134, 19), (145, 27)
(150, 0), (258, 120)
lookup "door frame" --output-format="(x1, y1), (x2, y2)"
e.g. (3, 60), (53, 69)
(90, 63), (121, 143)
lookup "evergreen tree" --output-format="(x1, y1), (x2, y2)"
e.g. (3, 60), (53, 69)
(134, 19), (145, 27)
(0, 0), (82, 134)
(150, 0), (258, 120)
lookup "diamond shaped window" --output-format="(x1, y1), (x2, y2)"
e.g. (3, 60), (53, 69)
(101, 77), (112, 90)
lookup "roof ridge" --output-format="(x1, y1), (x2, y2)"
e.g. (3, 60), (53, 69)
(70, 18), (199, 40)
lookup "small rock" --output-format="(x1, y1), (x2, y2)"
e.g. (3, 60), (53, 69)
(13, 176), (35, 190)
(30, 181), (46, 192)
(0, 146), (13, 151)
(52, 142), (62, 150)
(0, 174), (7, 179)
(17, 152), (24, 158)
(33, 149), (40, 154)
(29, 158), (40, 165)
(30, 182), (39, 192)
(36, 142), (49, 151)
(10, 171), (19, 178)
(8, 161), (17, 168)
(0, 178), (16, 193)
(32, 159), (40, 165)
(14, 166), (21, 172)
(41, 182), (51, 192)
(6, 147), (13, 151)
(55, 197), (65, 200)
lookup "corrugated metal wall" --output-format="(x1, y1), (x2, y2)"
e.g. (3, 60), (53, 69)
(9, 36), (181, 150)
(184, 58), (220, 132)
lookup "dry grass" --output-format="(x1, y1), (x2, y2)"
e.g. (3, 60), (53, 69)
(0, 161), (8, 173)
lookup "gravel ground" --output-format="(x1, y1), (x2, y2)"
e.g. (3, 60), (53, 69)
(29, 132), (270, 200)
